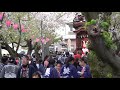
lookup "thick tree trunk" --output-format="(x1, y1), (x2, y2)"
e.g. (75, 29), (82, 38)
(82, 12), (101, 21)
(81, 12), (120, 77)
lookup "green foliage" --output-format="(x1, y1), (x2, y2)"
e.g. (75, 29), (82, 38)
(85, 19), (109, 31)
(53, 37), (61, 43)
(101, 31), (117, 49)
(100, 22), (109, 30)
(85, 19), (97, 27)
(90, 19), (97, 25)
(88, 51), (113, 78)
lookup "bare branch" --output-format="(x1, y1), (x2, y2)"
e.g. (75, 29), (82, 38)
(16, 17), (22, 52)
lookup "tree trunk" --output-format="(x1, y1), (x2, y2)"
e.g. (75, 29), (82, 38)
(4, 42), (19, 57)
(34, 43), (41, 61)
(82, 12), (101, 21)
(81, 12), (120, 77)
(16, 17), (22, 52)
(27, 39), (33, 55)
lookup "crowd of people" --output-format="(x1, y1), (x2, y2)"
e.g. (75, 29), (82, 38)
(0, 51), (92, 78)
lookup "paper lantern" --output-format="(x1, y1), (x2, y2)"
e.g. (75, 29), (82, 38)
(6, 20), (11, 27)
(13, 24), (19, 30)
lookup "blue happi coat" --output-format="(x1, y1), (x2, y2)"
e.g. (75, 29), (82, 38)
(81, 65), (92, 78)
(60, 64), (79, 78)
(44, 65), (59, 78)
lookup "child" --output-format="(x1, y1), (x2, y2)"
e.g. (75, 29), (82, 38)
(32, 71), (41, 78)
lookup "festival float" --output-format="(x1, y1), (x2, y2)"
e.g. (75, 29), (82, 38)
(73, 13), (89, 55)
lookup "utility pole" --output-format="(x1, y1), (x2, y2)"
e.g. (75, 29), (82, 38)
(41, 20), (44, 61)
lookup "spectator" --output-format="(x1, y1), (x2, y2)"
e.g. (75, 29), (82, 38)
(44, 57), (59, 78)
(32, 71), (41, 78)
(1, 57), (19, 78)
(60, 56), (79, 78)
(0, 56), (9, 77)
(56, 61), (62, 78)
(79, 57), (92, 78)
(74, 51), (81, 60)
(17, 55), (36, 78)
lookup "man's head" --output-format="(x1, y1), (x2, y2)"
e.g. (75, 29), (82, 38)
(1, 56), (9, 64)
(65, 56), (74, 64)
(56, 61), (62, 72)
(44, 55), (49, 61)
(49, 58), (55, 66)
(65, 52), (69, 57)
(80, 57), (88, 66)
(44, 60), (49, 68)
(27, 54), (32, 60)
(22, 55), (29, 66)
(32, 71), (41, 78)
(8, 57), (15, 63)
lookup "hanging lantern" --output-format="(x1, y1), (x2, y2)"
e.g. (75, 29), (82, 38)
(13, 24), (19, 30)
(6, 20), (11, 27)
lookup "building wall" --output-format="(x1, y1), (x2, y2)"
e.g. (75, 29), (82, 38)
(64, 39), (76, 52)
